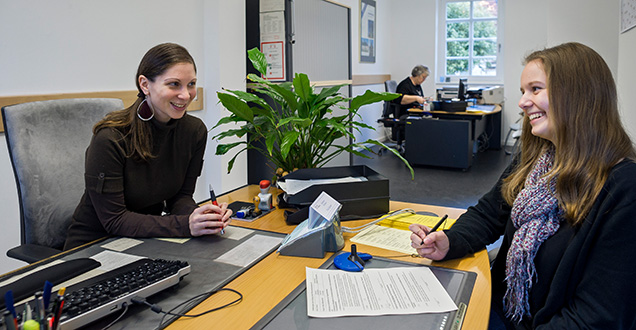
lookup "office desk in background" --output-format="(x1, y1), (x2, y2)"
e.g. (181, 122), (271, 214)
(405, 105), (502, 169)
(166, 185), (492, 330)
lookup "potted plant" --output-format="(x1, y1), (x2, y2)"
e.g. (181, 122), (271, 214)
(213, 48), (413, 179)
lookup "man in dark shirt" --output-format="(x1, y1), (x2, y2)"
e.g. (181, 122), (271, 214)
(394, 65), (430, 118)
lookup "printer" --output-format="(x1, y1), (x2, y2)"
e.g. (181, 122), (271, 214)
(466, 86), (504, 104)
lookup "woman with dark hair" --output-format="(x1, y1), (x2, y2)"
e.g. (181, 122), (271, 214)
(410, 42), (636, 329)
(64, 43), (231, 249)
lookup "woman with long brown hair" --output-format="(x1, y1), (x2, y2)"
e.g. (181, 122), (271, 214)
(410, 42), (636, 329)
(65, 43), (231, 249)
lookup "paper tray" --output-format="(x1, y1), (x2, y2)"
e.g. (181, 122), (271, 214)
(279, 165), (389, 219)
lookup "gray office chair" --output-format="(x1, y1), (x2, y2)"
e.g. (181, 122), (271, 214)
(2, 98), (124, 263)
(378, 80), (405, 154)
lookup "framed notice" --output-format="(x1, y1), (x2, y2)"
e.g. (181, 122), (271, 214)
(261, 41), (285, 80)
(360, 0), (376, 63)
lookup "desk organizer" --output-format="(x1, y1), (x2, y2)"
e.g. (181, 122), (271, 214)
(279, 165), (389, 220)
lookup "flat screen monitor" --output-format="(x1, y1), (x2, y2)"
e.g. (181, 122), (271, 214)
(458, 78), (467, 101)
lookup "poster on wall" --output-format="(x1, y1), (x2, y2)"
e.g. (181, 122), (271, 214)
(260, 10), (286, 81)
(622, 0), (636, 33)
(261, 41), (285, 80)
(360, 0), (376, 63)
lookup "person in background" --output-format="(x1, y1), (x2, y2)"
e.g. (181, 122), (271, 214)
(394, 65), (431, 118)
(64, 43), (231, 250)
(410, 42), (636, 329)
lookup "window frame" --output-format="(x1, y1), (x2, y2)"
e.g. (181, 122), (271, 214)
(436, 0), (505, 86)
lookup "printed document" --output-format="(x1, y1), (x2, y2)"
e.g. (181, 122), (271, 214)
(306, 267), (457, 318)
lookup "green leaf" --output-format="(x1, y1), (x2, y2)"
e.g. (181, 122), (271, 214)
(217, 92), (254, 123)
(278, 117), (312, 128)
(225, 147), (247, 174)
(228, 89), (271, 109)
(315, 84), (345, 102)
(280, 131), (301, 159)
(211, 115), (239, 130)
(247, 48), (268, 76)
(213, 128), (247, 140)
(215, 141), (245, 155)
(293, 73), (312, 101)
(363, 139), (415, 179)
(350, 90), (400, 111)
(265, 133), (278, 155)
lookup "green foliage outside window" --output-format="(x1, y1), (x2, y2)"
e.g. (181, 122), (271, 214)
(444, 0), (498, 76)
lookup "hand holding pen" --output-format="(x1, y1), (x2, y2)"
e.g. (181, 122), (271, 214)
(409, 215), (450, 261)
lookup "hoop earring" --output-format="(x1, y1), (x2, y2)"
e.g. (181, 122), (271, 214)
(136, 97), (154, 121)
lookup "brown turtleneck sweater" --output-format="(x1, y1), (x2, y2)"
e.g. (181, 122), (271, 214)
(64, 114), (207, 250)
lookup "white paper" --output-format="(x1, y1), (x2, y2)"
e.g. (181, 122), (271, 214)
(101, 237), (144, 251)
(260, 0), (284, 12)
(91, 250), (145, 272)
(222, 226), (253, 240)
(216, 234), (283, 267)
(308, 191), (341, 229)
(282, 176), (367, 195)
(155, 238), (190, 244)
(306, 267), (457, 318)
(351, 225), (417, 255)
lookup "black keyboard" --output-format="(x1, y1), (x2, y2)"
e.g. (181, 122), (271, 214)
(0, 258), (190, 330)
(58, 258), (190, 329)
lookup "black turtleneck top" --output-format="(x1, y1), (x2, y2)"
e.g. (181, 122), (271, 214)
(64, 114), (207, 250)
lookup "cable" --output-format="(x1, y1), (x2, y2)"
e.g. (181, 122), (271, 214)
(130, 288), (243, 329)
(101, 302), (129, 330)
(341, 208), (416, 233)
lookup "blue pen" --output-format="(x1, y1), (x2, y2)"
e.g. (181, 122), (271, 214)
(4, 291), (16, 318)
(43, 280), (53, 310)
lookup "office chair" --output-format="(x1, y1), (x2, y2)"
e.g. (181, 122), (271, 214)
(2, 98), (124, 263)
(377, 80), (405, 154)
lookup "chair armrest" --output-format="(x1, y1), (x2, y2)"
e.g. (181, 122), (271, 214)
(6, 244), (63, 264)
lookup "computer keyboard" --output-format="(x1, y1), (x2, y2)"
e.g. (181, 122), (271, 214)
(2, 258), (190, 330)
(59, 258), (190, 329)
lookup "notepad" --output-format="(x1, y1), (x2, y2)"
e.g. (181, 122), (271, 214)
(351, 213), (456, 254)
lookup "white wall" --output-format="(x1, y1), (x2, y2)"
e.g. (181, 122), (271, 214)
(617, 19), (636, 139)
(0, 0), (246, 273)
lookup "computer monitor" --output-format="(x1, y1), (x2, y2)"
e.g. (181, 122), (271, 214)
(458, 78), (467, 101)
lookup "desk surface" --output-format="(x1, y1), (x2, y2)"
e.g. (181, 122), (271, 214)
(166, 185), (491, 330)
(408, 104), (501, 116)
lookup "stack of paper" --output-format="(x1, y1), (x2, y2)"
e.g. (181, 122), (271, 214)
(351, 213), (456, 254)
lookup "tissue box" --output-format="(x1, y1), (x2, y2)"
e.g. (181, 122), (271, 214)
(279, 165), (389, 220)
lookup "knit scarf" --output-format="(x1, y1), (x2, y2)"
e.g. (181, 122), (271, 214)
(504, 148), (563, 323)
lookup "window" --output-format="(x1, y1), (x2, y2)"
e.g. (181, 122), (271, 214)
(437, 0), (503, 83)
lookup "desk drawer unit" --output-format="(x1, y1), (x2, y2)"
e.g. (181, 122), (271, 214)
(405, 118), (473, 169)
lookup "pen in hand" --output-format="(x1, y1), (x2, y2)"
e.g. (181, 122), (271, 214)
(209, 184), (224, 235)
(422, 214), (448, 245)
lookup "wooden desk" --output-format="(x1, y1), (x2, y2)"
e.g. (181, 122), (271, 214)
(166, 185), (491, 330)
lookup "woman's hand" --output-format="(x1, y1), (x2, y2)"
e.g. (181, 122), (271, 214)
(189, 202), (233, 236)
(409, 223), (450, 260)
